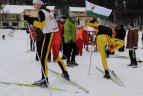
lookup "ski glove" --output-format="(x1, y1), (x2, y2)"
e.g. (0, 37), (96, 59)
(23, 15), (30, 21)
(23, 15), (34, 25)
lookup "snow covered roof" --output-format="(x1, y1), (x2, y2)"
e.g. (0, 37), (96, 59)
(0, 5), (55, 14)
(69, 7), (86, 12)
(0, 5), (86, 14)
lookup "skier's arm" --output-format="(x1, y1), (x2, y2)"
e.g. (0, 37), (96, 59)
(25, 10), (45, 29)
(33, 10), (45, 29)
(87, 22), (100, 29)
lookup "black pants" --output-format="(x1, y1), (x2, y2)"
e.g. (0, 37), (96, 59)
(129, 50), (138, 65)
(30, 40), (35, 51)
(64, 42), (77, 64)
(38, 33), (68, 79)
(36, 39), (43, 61)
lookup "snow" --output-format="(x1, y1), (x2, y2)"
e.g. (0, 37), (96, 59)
(0, 29), (143, 96)
(0, 5), (55, 14)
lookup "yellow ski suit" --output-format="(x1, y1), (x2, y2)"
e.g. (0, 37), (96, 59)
(88, 23), (124, 71)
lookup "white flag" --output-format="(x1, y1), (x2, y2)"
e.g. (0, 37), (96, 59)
(86, 0), (112, 19)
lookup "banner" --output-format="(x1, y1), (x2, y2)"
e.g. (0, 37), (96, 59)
(86, 0), (112, 19)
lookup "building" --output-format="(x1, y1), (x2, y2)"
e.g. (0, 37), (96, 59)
(0, 5), (55, 29)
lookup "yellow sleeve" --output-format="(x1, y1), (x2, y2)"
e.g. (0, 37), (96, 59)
(87, 23), (100, 28)
(33, 20), (46, 29)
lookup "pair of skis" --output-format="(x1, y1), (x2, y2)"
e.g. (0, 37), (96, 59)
(96, 67), (125, 87)
(0, 81), (79, 93)
(0, 69), (89, 94)
(49, 68), (89, 93)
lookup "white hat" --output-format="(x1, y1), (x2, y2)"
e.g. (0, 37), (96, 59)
(33, 0), (44, 5)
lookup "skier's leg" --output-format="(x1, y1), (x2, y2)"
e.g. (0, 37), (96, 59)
(97, 35), (110, 78)
(109, 38), (124, 52)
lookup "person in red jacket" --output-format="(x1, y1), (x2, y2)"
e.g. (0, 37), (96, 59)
(82, 26), (89, 51)
(28, 26), (36, 51)
(76, 25), (83, 56)
(48, 21), (63, 62)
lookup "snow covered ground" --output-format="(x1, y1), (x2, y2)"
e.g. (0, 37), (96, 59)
(0, 29), (143, 96)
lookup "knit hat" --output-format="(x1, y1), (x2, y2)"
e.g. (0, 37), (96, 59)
(33, 0), (44, 5)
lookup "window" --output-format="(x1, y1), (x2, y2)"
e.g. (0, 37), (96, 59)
(12, 22), (18, 26)
(2, 22), (9, 26)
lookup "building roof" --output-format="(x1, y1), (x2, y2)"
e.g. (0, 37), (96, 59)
(69, 7), (86, 12)
(0, 5), (86, 14)
(0, 5), (55, 14)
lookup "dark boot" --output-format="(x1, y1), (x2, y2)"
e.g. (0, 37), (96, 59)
(104, 70), (111, 79)
(70, 61), (78, 66)
(106, 50), (111, 58)
(33, 78), (49, 87)
(62, 71), (70, 80)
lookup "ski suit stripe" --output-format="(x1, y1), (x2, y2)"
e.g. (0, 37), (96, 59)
(40, 33), (54, 78)
(56, 56), (67, 72)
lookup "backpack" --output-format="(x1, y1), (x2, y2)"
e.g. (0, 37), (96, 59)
(97, 25), (112, 36)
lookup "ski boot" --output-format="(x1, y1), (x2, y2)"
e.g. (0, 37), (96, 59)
(67, 62), (74, 67)
(70, 61), (78, 66)
(33, 78), (49, 87)
(127, 63), (135, 66)
(62, 71), (70, 80)
(104, 70), (111, 79)
(106, 50), (111, 58)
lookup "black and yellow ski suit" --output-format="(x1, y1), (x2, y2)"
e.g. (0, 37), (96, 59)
(26, 8), (68, 79)
(88, 22), (124, 72)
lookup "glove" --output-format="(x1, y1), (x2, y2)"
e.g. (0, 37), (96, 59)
(23, 15), (30, 21)
(23, 15), (34, 25)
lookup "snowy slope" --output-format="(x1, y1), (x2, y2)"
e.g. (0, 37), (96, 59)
(0, 29), (143, 96)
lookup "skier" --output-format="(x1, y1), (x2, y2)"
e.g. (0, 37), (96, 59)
(23, 0), (70, 87)
(126, 23), (138, 68)
(87, 18), (124, 79)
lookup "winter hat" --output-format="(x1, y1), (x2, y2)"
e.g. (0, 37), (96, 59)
(33, 0), (44, 5)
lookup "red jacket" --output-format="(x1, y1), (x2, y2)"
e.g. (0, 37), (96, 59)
(50, 21), (63, 59)
(29, 28), (36, 40)
(52, 21), (63, 45)
(76, 29), (83, 48)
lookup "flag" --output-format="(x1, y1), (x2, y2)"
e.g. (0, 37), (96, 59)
(85, 0), (112, 19)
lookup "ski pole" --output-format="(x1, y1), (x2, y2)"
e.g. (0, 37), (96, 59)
(26, 32), (29, 51)
(88, 42), (94, 75)
(88, 32), (97, 75)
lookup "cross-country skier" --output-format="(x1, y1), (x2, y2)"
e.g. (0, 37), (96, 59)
(87, 18), (124, 79)
(23, 0), (70, 87)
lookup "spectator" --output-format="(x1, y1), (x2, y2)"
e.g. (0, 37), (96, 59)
(64, 15), (78, 67)
(76, 25), (83, 56)
(126, 23), (139, 68)
(118, 25), (126, 52)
